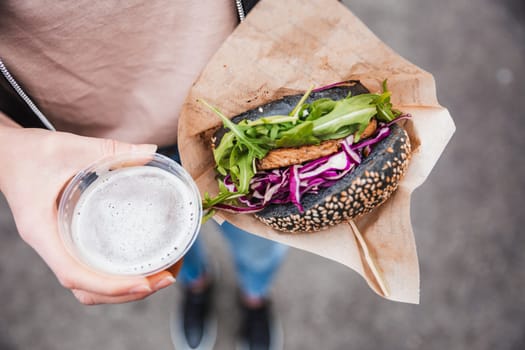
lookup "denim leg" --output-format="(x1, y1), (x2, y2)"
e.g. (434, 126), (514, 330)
(164, 146), (206, 286)
(177, 235), (208, 286)
(220, 221), (288, 299)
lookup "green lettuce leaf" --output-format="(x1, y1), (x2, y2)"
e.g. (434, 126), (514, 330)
(275, 121), (321, 148)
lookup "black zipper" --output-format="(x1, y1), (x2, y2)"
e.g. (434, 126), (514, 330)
(0, 58), (55, 131)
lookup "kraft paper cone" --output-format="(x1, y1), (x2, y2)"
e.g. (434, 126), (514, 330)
(178, 0), (455, 304)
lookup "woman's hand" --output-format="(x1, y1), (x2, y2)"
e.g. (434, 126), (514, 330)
(0, 126), (180, 305)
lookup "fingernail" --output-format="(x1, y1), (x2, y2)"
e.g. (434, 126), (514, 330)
(129, 284), (153, 294)
(137, 143), (158, 153)
(154, 276), (176, 290)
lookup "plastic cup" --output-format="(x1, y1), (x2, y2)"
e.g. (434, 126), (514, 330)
(58, 152), (201, 277)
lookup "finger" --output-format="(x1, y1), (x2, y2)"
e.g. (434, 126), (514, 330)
(108, 153), (157, 170)
(29, 212), (153, 296)
(97, 138), (157, 158)
(49, 131), (158, 168)
(46, 238), (178, 296)
(165, 258), (184, 278)
(79, 138), (158, 174)
(71, 268), (180, 305)
(39, 133), (159, 203)
(146, 269), (178, 291)
(39, 235), (177, 297)
(99, 140), (158, 169)
(35, 208), (181, 296)
(59, 132), (157, 171)
(49, 253), (153, 296)
(71, 289), (153, 305)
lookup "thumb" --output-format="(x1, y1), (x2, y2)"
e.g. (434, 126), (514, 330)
(98, 139), (158, 157)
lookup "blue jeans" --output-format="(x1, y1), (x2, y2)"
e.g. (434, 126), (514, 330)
(162, 147), (288, 299)
(178, 221), (288, 299)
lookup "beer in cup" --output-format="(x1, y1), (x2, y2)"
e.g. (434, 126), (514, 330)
(58, 153), (201, 276)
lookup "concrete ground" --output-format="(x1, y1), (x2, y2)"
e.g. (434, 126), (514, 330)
(1, 0), (524, 349)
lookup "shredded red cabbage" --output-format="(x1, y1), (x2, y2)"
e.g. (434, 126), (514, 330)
(214, 203), (265, 213)
(350, 127), (390, 150)
(289, 165), (304, 213)
(385, 113), (412, 128)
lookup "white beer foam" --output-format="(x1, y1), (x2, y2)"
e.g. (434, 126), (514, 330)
(72, 166), (198, 275)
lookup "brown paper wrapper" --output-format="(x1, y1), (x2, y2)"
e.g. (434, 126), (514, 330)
(178, 0), (455, 304)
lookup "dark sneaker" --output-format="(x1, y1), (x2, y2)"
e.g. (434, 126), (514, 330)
(237, 299), (283, 350)
(170, 283), (217, 350)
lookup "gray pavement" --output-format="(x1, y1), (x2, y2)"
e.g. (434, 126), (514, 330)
(1, 0), (524, 349)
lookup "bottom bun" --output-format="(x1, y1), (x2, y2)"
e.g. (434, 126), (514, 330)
(255, 124), (412, 233)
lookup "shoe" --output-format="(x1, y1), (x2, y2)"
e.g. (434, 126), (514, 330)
(170, 282), (217, 350)
(237, 299), (283, 350)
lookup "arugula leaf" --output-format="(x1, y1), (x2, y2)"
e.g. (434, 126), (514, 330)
(270, 124), (280, 140)
(275, 121), (321, 147)
(312, 96), (377, 137)
(201, 209), (216, 224)
(375, 80), (400, 122)
(317, 124), (360, 141)
(290, 85), (314, 117)
(236, 151), (256, 193)
(247, 115), (298, 126)
(199, 99), (268, 159)
(304, 98), (336, 121)
(202, 189), (242, 209)
(213, 132), (235, 173)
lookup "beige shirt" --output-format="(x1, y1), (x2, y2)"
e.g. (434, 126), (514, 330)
(0, 0), (237, 146)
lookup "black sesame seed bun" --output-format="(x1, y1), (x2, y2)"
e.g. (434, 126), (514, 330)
(255, 123), (411, 233)
(213, 81), (411, 233)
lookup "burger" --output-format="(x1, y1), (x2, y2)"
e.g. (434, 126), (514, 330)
(201, 80), (412, 233)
